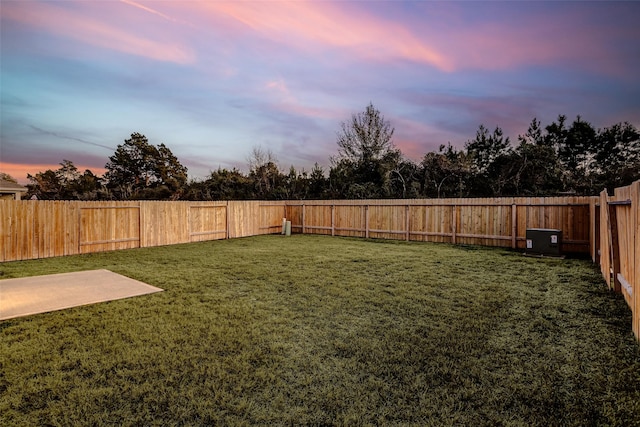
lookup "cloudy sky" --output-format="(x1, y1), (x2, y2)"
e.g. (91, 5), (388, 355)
(2, 1), (639, 184)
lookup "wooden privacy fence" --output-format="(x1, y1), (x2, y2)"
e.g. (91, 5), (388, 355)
(597, 180), (640, 339)
(3, 191), (639, 339)
(284, 197), (594, 254)
(0, 200), (288, 262)
(2, 196), (594, 263)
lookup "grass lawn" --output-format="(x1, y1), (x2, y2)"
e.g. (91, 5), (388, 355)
(1, 235), (639, 426)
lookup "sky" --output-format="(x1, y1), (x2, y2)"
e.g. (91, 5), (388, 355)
(1, 1), (639, 184)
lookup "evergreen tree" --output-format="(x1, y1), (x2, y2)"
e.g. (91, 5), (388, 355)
(104, 133), (187, 199)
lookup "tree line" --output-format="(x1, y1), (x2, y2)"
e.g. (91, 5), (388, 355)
(17, 103), (640, 200)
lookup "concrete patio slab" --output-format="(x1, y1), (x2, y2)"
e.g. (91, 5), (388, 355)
(0, 269), (163, 320)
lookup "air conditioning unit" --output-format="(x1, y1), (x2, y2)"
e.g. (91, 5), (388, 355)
(526, 229), (562, 257)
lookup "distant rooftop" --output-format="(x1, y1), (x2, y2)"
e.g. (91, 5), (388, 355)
(0, 179), (28, 192)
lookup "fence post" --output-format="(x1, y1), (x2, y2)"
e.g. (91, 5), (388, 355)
(225, 201), (229, 240)
(77, 202), (82, 255)
(331, 205), (335, 237)
(608, 202), (622, 293)
(187, 203), (192, 243)
(452, 205), (457, 244)
(511, 204), (517, 249)
(302, 204), (306, 234)
(632, 181), (640, 340)
(590, 198), (598, 263)
(138, 201), (144, 248)
(365, 205), (370, 239)
(594, 203), (600, 265)
(405, 205), (410, 242)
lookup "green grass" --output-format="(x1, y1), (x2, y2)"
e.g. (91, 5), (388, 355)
(1, 235), (639, 426)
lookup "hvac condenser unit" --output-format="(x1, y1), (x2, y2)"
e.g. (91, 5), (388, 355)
(525, 228), (562, 257)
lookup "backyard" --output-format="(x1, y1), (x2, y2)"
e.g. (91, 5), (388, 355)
(1, 234), (639, 426)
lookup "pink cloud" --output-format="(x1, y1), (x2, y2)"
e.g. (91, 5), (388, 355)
(192, 1), (634, 77)
(263, 78), (346, 120)
(265, 79), (295, 104)
(120, 0), (175, 23)
(201, 1), (454, 72)
(415, 6), (636, 77)
(279, 102), (344, 121)
(202, 1), (634, 77)
(119, 0), (197, 29)
(443, 24), (601, 72)
(2, 1), (195, 64)
(6, 1), (630, 76)
(4, 1), (634, 77)
(389, 117), (446, 160)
